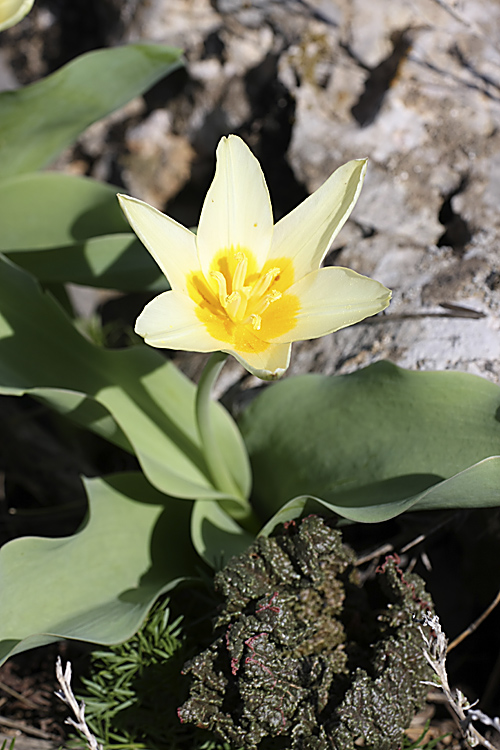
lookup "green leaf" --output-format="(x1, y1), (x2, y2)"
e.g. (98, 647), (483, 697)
(0, 472), (196, 667)
(191, 498), (255, 570)
(258, 495), (348, 537)
(7, 233), (168, 292)
(240, 361), (500, 523)
(0, 173), (128, 252)
(99, 347), (251, 503)
(33, 388), (133, 452)
(0, 255), (251, 502)
(0, 43), (183, 180)
(259, 456), (500, 534)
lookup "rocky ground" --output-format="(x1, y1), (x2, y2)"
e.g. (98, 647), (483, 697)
(0, 0), (500, 747)
(2, 0), (499, 390)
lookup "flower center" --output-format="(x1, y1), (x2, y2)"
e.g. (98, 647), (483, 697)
(187, 247), (298, 353)
(209, 252), (282, 331)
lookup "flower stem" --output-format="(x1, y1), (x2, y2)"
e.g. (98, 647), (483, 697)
(195, 352), (243, 501)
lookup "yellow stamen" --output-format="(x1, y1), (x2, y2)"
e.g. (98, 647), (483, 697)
(248, 267), (281, 301)
(267, 289), (282, 302)
(225, 291), (243, 320)
(210, 271), (228, 306)
(188, 249), (298, 353)
(250, 314), (262, 330)
(252, 289), (282, 316)
(232, 254), (248, 291)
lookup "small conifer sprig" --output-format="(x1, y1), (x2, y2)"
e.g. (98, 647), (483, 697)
(59, 595), (232, 750)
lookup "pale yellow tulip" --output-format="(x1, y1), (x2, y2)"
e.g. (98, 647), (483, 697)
(119, 136), (391, 379)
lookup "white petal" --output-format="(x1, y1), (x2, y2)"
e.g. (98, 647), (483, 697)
(135, 290), (291, 378)
(269, 159), (367, 279)
(118, 194), (198, 293)
(266, 267), (391, 344)
(135, 291), (224, 351)
(229, 343), (291, 380)
(196, 135), (274, 274)
(0, 0), (34, 31)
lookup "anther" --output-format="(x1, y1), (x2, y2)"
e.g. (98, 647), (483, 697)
(250, 314), (262, 330)
(267, 290), (282, 303)
(252, 290), (281, 317)
(210, 271), (228, 306)
(232, 254), (248, 292)
(225, 291), (243, 321)
(249, 267), (281, 300)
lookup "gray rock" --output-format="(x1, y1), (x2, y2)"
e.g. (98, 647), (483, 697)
(4, 0), (500, 386)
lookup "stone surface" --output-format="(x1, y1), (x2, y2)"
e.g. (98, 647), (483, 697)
(122, 0), (500, 387)
(1, 0), (499, 388)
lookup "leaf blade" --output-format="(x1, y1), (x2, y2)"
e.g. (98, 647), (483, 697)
(0, 255), (250, 501)
(0, 473), (196, 666)
(0, 43), (183, 180)
(7, 233), (168, 292)
(240, 361), (500, 522)
(191, 498), (255, 570)
(0, 173), (128, 252)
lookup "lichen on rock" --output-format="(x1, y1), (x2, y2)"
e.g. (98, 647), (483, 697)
(178, 515), (433, 749)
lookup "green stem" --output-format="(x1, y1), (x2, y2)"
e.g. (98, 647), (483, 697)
(195, 353), (261, 534)
(195, 351), (242, 500)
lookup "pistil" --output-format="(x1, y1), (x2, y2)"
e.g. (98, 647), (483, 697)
(232, 254), (248, 291)
(210, 252), (283, 328)
(225, 291), (245, 321)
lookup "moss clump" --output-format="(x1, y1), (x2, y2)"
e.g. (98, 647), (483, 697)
(178, 516), (433, 750)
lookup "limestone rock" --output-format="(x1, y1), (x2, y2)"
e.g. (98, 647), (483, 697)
(3, 0), (499, 385)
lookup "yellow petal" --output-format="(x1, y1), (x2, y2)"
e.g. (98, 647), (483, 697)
(135, 288), (291, 379)
(117, 194), (198, 294)
(229, 342), (291, 380)
(135, 290), (225, 351)
(0, 0), (34, 31)
(196, 135), (273, 276)
(269, 159), (367, 279)
(264, 266), (391, 344)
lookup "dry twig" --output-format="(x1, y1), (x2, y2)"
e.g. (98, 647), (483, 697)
(448, 590), (500, 653)
(54, 657), (103, 750)
(420, 612), (500, 749)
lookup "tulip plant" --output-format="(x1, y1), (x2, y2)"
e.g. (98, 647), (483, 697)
(117, 135), (390, 523)
(0, 19), (500, 673)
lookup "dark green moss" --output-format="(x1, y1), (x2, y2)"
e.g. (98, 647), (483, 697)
(178, 516), (433, 750)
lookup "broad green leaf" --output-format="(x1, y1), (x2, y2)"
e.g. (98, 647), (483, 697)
(0, 472), (196, 667)
(191, 498), (255, 570)
(0, 255), (251, 502)
(240, 361), (500, 523)
(0, 43), (182, 180)
(34, 388), (133, 452)
(259, 495), (347, 537)
(8, 234), (168, 292)
(0, 173), (128, 252)
(259, 456), (500, 532)
(99, 348), (251, 503)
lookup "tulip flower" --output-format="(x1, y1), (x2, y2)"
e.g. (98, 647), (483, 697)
(0, 0), (34, 31)
(118, 135), (391, 379)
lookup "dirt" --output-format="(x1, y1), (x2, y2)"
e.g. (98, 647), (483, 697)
(0, 643), (75, 748)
